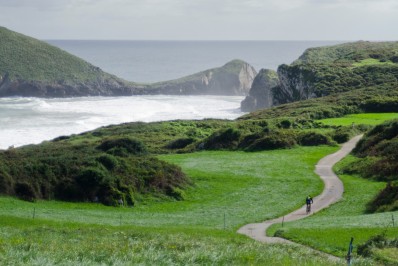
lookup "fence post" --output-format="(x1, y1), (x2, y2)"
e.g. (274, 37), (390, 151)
(392, 214), (395, 227)
(282, 216), (285, 228)
(224, 212), (226, 230)
(32, 207), (36, 220)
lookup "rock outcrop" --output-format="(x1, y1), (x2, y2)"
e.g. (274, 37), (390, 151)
(240, 69), (279, 112)
(145, 60), (257, 95)
(241, 41), (398, 112)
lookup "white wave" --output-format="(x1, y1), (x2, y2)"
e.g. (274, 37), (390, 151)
(0, 95), (246, 149)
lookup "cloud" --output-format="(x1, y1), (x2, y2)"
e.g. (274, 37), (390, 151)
(0, 0), (397, 40)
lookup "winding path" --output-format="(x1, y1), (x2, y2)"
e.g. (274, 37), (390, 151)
(237, 135), (363, 244)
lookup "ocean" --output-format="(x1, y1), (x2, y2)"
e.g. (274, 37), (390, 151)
(1, 40), (342, 149)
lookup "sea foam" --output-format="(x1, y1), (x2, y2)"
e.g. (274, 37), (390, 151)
(0, 95), (245, 149)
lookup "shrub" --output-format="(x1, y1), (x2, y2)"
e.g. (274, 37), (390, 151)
(357, 233), (398, 258)
(366, 181), (398, 212)
(278, 119), (292, 129)
(332, 127), (352, 143)
(75, 167), (109, 199)
(298, 132), (333, 146)
(97, 138), (147, 156)
(14, 182), (37, 201)
(238, 132), (264, 149)
(245, 132), (296, 151)
(0, 171), (14, 194)
(96, 154), (119, 170)
(167, 187), (187, 201)
(203, 128), (241, 150)
(166, 138), (196, 149)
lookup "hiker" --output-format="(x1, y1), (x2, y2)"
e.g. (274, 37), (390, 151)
(306, 195), (313, 214)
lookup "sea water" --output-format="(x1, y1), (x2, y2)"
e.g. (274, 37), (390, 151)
(0, 95), (244, 149)
(1, 40), (342, 149)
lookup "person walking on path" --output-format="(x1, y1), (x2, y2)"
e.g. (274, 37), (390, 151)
(306, 195), (313, 214)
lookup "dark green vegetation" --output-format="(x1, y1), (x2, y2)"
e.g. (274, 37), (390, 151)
(0, 137), (189, 206)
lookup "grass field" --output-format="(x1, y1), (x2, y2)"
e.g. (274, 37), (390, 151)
(1, 146), (357, 265)
(268, 155), (398, 260)
(316, 113), (398, 126)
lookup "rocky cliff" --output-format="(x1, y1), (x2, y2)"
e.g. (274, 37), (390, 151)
(145, 60), (257, 95)
(241, 41), (398, 112)
(240, 69), (279, 111)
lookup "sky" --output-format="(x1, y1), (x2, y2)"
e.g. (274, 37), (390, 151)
(0, 0), (397, 40)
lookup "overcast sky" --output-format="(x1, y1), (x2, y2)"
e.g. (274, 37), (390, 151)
(0, 0), (397, 40)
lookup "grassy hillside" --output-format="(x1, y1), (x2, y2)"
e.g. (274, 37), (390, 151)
(295, 41), (398, 65)
(272, 41), (398, 106)
(0, 26), (119, 83)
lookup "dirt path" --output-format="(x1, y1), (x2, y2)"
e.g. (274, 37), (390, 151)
(237, 135), (363, 245)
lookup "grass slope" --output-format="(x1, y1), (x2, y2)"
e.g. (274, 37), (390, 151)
(317, 113), (398, 126)
(0, 146), (351, 265)
(0, 26), (121, 84)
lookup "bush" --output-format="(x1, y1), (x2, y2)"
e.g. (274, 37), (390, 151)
(166, 138), (196, 149)
(76, 167), (109, 199)
(97, 138), (147, 156)
(14, 182), (37, 201)
(96, 154), (119, 170)
(167, 187), (187, 201)
(0, 171), (14, 194)
(366, 181), (398, 212)
(298, 132), (333, 146)
(332, 127), (352, 143)
(357, 233), (398, 258)
(245, 132), (296, 151)
(203, 128), (241, 150)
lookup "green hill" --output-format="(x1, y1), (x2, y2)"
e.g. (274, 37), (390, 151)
(0, 26), (147, 97)
(278, 41), (398, 100)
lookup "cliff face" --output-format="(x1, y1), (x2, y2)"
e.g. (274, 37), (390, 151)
(240, 69), (279, 112)
(241, 41), (398, 112)
(146, 60), (257, 96)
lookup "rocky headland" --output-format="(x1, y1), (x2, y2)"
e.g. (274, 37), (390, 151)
(242, 41), (398, 112)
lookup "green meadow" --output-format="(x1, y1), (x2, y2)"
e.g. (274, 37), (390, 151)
(1, 146), (358, 265)
(317, 113), (398, 126)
